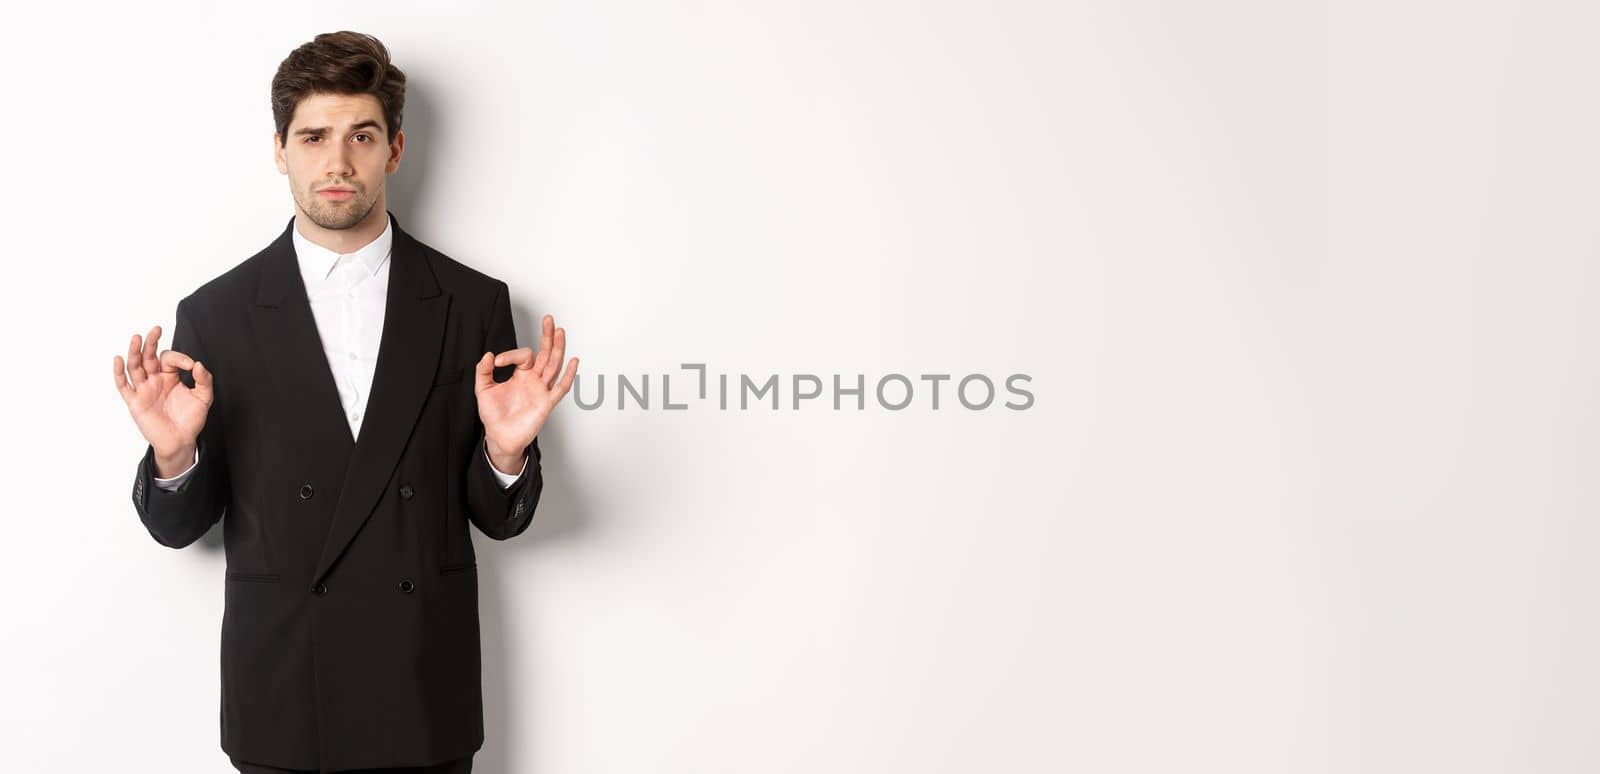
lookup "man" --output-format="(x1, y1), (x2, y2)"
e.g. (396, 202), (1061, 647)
(111, 31), (577, 773)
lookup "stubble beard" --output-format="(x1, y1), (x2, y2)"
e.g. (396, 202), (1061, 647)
(296, 185), (379, 230)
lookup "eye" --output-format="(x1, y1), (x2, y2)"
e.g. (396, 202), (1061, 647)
(303, 136), (320, 144)
(353, 133), (371, 143)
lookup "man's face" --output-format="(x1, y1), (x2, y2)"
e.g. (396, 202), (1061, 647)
(274, 92), (404, 229)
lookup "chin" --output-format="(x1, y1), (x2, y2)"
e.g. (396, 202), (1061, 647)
(303, 199), (375, 230)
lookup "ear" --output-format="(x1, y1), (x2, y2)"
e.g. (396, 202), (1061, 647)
(385, 129), (405, 175)
(273, 132), (288, 175)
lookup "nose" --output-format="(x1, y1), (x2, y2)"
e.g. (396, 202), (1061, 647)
(324, 144), (354, 179)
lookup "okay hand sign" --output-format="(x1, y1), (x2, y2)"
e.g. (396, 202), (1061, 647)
(113, 324), (214, 460)
(475, 314), (578, 463)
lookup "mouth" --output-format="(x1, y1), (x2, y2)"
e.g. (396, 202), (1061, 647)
(318, 187), (357, 201)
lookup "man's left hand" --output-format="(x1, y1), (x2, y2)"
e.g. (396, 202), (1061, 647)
(476, 314), (578, 473)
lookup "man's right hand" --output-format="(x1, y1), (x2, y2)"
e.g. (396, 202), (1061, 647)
(113, 324), (214, 478)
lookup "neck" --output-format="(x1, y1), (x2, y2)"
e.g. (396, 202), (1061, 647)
(294, 199), (389, 254)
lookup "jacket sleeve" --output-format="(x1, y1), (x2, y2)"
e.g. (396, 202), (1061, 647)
(131, 298), (230, 549)
(464, 281), (543, 541)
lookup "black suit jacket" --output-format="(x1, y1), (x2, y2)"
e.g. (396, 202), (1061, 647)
(129, 211), (542, 770)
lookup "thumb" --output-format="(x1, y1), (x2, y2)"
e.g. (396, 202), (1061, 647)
(189, 360), (214, 405)
(473, 351), (496, 394)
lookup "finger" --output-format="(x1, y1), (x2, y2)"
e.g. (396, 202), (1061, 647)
(127, 333), (147, 386)
(539, 315), (553, 363)
(160, 349), (196, 377)
(530, 343), (549, 376)
(113, 355), (135, 402)
(473, 351), (497, 393)
(543, 328), (566, 387)
(493, 346), (537, 369)
(141, 325), (162, 381)
(551, 357), (579, 402)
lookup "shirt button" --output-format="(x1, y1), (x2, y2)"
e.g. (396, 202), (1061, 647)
(299, 483), (314, 500)
(311, 582), (328, 596)
(399, 484), (415, 499)
(348, 352), (357, 360)
(351, 412), (360, 421)
(397, 578), (415, 594)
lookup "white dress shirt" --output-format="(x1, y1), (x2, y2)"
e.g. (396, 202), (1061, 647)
(153, 215), (525, 490)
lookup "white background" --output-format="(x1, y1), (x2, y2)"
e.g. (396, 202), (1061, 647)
(2, 1), (1596, 771)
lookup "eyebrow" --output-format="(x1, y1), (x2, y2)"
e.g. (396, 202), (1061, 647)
(293, 119), (385, 137)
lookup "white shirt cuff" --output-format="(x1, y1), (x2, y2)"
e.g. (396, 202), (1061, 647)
(486, 443), (527, 489)
(152, 445), (201, 492)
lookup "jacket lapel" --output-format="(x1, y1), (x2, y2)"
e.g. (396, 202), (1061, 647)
(249, 218), (360, 460)
(250, 211), (449, 586)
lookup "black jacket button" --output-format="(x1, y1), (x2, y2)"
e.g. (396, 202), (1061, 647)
(399, 484), (414, 499)
(299, 483), (314, 500)
(311, 582), (328, 596)
(398, 578), (415, 593)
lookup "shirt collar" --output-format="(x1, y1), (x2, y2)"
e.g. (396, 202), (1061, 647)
(292, 212), (394, 284)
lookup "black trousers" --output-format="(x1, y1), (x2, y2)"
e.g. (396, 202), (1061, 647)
(230, 754), (473, 773)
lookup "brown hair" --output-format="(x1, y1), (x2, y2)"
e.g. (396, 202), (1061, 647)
(271, 31), (406, 147)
